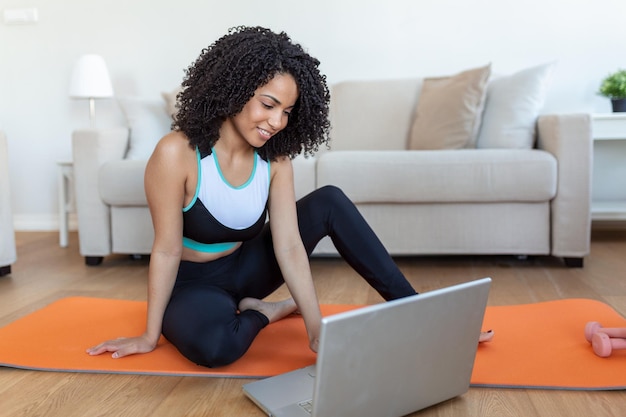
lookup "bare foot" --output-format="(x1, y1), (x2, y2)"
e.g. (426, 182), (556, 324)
(239, 297), (298, 323)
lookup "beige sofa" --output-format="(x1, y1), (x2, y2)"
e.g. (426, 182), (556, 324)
(72, 65), (593, 267)
(1, 132), (17, 276)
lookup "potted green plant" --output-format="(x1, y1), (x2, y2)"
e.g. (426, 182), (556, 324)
(598, 69), (626, 112)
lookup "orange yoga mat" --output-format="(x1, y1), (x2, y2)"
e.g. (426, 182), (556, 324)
(0, 297), (625, 390)
(474, 298), (626, 390)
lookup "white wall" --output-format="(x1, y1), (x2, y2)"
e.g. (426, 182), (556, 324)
(1, 0), (625, 231)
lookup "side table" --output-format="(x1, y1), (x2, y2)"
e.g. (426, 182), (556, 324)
(57, 161), (74, 247)
(591, 113), (626, 222)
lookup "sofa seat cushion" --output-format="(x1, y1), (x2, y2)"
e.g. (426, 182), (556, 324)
(99, 160), (148, 206)
(317, 149), (556, 204)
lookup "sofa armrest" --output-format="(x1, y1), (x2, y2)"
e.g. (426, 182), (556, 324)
(536, 114), (592, 259)
(0, 131), (17, 270)
(72, 128), (130, 258)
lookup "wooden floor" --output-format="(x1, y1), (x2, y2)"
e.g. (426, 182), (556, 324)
(1, 231), (625, 416)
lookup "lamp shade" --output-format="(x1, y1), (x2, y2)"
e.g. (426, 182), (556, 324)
(69, 54), (114, 99)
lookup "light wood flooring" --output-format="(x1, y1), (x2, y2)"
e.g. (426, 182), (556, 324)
(1, 231), (625, 416)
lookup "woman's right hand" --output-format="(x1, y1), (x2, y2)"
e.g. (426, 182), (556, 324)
(86, 334), (157, 359)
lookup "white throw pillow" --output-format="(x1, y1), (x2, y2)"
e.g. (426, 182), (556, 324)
(118, 97), (172, 160)
(476, 63), (554, 149)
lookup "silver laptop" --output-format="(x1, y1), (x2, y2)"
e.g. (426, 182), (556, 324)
(243, 277), (491, 417)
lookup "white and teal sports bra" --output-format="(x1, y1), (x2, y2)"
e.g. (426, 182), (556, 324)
(182, 148), (270, 252)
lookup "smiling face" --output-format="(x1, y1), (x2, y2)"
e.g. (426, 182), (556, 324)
(226, 73), (299, 149)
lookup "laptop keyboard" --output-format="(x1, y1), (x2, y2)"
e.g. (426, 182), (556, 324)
(298, 399), (313, 414)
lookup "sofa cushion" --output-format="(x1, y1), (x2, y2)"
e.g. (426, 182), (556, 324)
(408, 64), (491, 150)
(99, 160), (148, 206)
(330, 79), (422, 151)
(317, 149), (556, 204)
(118, 97), (172, 160)
(476, 63), (554, 149)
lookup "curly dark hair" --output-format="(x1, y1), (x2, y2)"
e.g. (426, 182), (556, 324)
(173, 26), (331, 160)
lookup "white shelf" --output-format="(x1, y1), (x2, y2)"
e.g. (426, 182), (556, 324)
(592, 113), (626, 140)
(591, 202), (626, 221)
(591, 113), (626, 223)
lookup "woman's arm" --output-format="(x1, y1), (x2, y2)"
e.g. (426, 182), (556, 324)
(87, 133), (189, 358)
(141, 134), (189, 345)
(268, 157), (322, 351)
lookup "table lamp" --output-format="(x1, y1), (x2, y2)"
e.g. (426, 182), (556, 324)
(69, 54), (114, 127)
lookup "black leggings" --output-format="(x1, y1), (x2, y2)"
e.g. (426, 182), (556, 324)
(162, 185), (416, 367)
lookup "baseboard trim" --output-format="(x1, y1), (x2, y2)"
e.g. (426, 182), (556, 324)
(591, 220), (626, 231)
(13, 214), (77, 232)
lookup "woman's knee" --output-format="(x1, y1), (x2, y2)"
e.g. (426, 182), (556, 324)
(297, 185), (356, 232)
(185, 336), (245, 368)
(316, 184), (345, 199)
(310, 185), (352, 209)
(162, 287), (245, 367)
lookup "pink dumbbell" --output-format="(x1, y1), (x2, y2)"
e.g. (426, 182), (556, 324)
(584, 321), (626, 343)
(591, 332), (626, 357)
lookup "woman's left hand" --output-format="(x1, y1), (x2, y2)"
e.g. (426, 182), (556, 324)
(309, 337), (320, 353)
(479, 330), (494, 343)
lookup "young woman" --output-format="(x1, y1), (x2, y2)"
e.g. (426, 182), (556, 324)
(87, 26), (418, 367)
